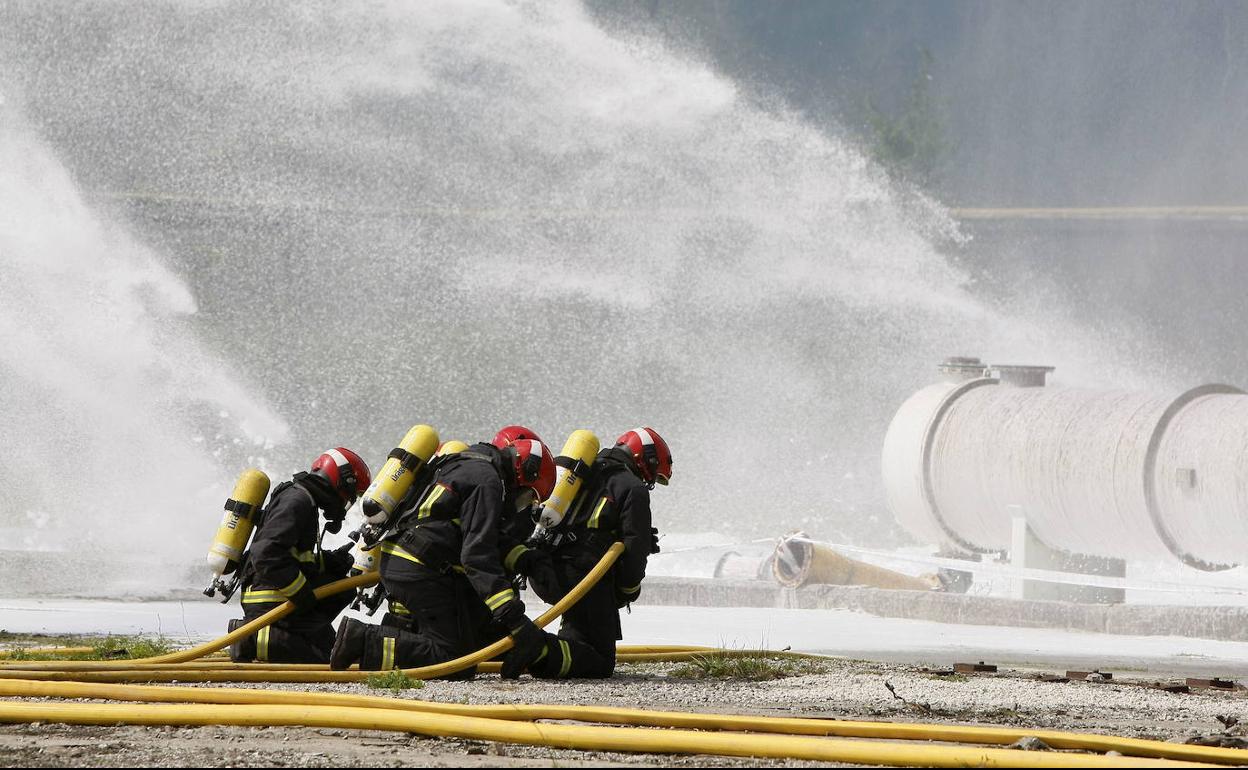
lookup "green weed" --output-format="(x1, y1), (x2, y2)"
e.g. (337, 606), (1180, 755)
(365, 669), (425, 692)
(669, 652), (828, 681)
(0, 635), (178, 661)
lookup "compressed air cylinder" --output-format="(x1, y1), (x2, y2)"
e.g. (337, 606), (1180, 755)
(361, 424), (440, 525)
(206, 469), (271, 581)
(533, 430), (600, 534)
(350, 542), (379, 576)
(436, 440), (470, 456)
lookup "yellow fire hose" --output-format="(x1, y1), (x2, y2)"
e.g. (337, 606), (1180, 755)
(0, 679), (1242, 766)
(0, 646), (712, 668)
(0, 700), (1210, 768)
(0, 572), (380, 671)
(0, 649), (809, 675)
(0, 646), (95, 658)
(3, 541), (1236, 766)
(0, 543), (625, 682)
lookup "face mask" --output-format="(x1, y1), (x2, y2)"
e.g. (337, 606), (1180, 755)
(513, 488), (537, 514)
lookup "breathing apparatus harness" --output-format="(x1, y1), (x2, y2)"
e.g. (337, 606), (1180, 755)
(213, 473), (343, 605)
(522, 448), (662, 609)
(346, 449), (500, 614)
(530, 448), (641, 552)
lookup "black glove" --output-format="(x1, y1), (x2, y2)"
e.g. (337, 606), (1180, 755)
(650, 527), (661, 555)
(615, 585), (640, 609)
(515, 548), (563, 605)
(324, 542), (356, 576)
(290, 583), (319, 611)
(323, 518), (343, 535)
(501, 616), (549, 680)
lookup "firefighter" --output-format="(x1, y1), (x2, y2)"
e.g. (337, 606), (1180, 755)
(515, 427), (671, 678)
(227, 448), (372, 664)
(329, 427), (559, 679)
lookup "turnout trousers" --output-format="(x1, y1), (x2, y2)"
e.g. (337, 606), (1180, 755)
(533, 551), (620, 679)
(357, 549), (496, 679)
(232, 571), (353, 663)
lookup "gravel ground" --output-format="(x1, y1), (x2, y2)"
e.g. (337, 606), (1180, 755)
(3, 657), (1247, 767)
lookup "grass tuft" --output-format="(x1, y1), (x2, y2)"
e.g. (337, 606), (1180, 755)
(0, 635), (178, 661)
(90, 636), (178, 660)
(668, 652), (828, 681)
(365, 669), (424, 692)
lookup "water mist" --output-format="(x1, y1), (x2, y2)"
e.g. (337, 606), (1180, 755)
(0, 1), (1159, 595)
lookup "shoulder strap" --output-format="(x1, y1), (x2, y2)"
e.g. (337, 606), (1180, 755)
(391, 453), (465, 530)
(256, 479), (297, 528)
(563, 458), (619, 529)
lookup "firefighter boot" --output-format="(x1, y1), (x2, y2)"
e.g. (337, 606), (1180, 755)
(329, 618), (370, 670)
(227, 618), (256, 663)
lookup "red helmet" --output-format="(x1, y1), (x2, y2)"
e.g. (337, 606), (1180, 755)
(616, 427), (673, 488)
(491, 424), (542, 449)
(507, 438), (556, 501)
(311, 447), (372, 505)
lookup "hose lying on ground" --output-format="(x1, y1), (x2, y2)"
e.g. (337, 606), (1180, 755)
(4, 541), (1236, 766)
(0, 572), (380, 670)
(0, 543), (625, 682)
(0, 646), (95, 659)
(0, 679), (1242, 766)
(0, 699), (1212, 769)
(0, 648), (817, 675)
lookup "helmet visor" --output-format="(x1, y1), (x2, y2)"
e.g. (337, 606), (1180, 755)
(513, 487), (537, 513)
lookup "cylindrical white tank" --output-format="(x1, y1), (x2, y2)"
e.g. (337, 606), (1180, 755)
(882, 358), (1246, 570)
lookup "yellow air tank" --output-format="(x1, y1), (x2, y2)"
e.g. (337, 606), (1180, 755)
(205, 469), (271, 596)
(350, 542), (379, 576)
(532, 430), (600, 539)
(436, 440), (469, 456)
(361, 425), (440, 526)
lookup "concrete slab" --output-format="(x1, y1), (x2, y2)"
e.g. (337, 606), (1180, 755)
(636, 576), (1248, 642)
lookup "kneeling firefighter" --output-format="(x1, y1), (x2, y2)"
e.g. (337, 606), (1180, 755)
(228, 448), (372, 663)
(514, 427), (671, 679)
(330, 427), (559, 679)
(350, 436), (471, 633)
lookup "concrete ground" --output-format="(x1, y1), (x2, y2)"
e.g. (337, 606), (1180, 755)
(1, 657), (1245, 767)
(3, 598), (1248, 765)
(6, 597), (1248, 677)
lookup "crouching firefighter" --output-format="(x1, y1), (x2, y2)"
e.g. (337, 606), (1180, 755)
(514, 427), (672, 679)
(330, 427), (561, 679)
(228, 447), (372, 663)
(349, 437), (472, 632)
